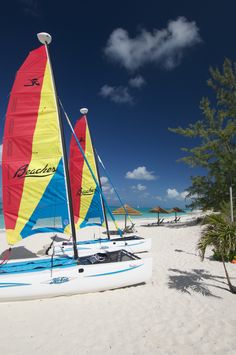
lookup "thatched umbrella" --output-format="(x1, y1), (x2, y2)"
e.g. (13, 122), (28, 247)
(149, 206), (169, 225)
(113, 204), (142, 228)
(169, 207), (185, 221)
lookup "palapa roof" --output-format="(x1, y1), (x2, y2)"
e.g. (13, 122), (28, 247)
(113, 204), (142, 215)
(169, 207), (185, 213)
(149, 206), (169, 214)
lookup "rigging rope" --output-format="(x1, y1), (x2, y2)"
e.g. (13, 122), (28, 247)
(0, 248), (12, 266)
(59, 99), (123, 238)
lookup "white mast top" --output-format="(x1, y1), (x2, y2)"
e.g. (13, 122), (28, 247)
(37, 32), (52, 45)
(80, 108), (88, 115)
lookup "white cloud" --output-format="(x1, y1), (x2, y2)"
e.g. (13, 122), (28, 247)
(101, 176), (114, 195)
(104, 17), (201, 71)
(126, 166), (156, 180)
(179, 191), (188, 200)
(132, 183), (147, 191)
(167, 188), (179, 199)
(0, 144), (2, 165)
(155, 195), (162, 201)
(129, 75), (146, 88)
(166, 188), (188, 201)
(99, 85), (133, 104)
(100, 176), (108, 185)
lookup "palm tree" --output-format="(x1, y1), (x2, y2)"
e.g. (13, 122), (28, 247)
(197, 214), (236, 294)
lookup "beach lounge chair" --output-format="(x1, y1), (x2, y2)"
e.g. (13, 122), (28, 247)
(122, 223), (136, 234)
(145, 218), (165, 227)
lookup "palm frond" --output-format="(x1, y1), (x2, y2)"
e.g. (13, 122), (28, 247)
(197, 213), (236, 260)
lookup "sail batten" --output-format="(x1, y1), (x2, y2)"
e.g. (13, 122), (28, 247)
(2, 45), (70, 245)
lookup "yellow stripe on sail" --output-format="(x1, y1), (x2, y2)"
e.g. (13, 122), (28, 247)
(75, 125), (98, 230)
(7, 62), (63, 245)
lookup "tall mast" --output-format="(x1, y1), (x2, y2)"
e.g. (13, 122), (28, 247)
(80, 108), (111, 239)
(37, 32), (78, 260)
(61, 102), (123, 237)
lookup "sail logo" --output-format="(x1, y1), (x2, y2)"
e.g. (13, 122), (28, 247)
(13, 164), (56, 179)
(77, 187), (96, 196)
(24, 78), (40, 87)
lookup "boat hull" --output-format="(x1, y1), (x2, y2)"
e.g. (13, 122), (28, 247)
(50, 236), (152, 257)
(0, 255), (152, 302)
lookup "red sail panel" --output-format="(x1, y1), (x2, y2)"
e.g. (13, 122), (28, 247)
(69, 116), (87, 224)
(69, 116), (104, 229)
(2, 46), (48, 230)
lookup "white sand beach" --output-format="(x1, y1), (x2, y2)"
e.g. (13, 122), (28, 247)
(0, 213), (235, 355)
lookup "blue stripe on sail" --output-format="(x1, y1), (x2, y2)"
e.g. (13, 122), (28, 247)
(85, 264), (143, 277)
(80, 188), (104, 228)
(20, 159), (70, 238)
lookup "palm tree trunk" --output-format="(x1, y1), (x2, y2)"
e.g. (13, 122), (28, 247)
(221, 253), (236, 294)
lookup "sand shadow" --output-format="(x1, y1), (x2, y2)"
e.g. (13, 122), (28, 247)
(140, 223), (165, 227)
(36, 235), (69, 256)
(102, 230), (137, 235)
(102, 230), (119, 235)
(165, 218), (203, 228)
(0, 246), (37, 260)
(50, 235), (68, 242)
(168, 268), (229, 298)
(141, 219), (202, 228)
(175, 249), (197, 256)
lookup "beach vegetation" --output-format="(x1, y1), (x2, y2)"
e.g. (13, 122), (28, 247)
(169, 58), (236, 211)
(198, 213), (236, 293)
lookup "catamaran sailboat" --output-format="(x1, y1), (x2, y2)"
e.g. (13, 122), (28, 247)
(0, 32), (152, 301)
(48, 111), (151, 257)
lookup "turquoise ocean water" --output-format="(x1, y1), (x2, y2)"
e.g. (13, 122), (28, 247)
(0, 202), (189, 230)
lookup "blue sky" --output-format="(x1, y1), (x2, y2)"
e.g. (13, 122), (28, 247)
(0, 0), (236, 208)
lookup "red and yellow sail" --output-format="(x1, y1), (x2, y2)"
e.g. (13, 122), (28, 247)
(2, 45), (70, 245)
(69, 116), (104, 229)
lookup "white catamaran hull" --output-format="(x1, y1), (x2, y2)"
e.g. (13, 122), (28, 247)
(50, 236), (152, 257)
(0, 256), (152, 302)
